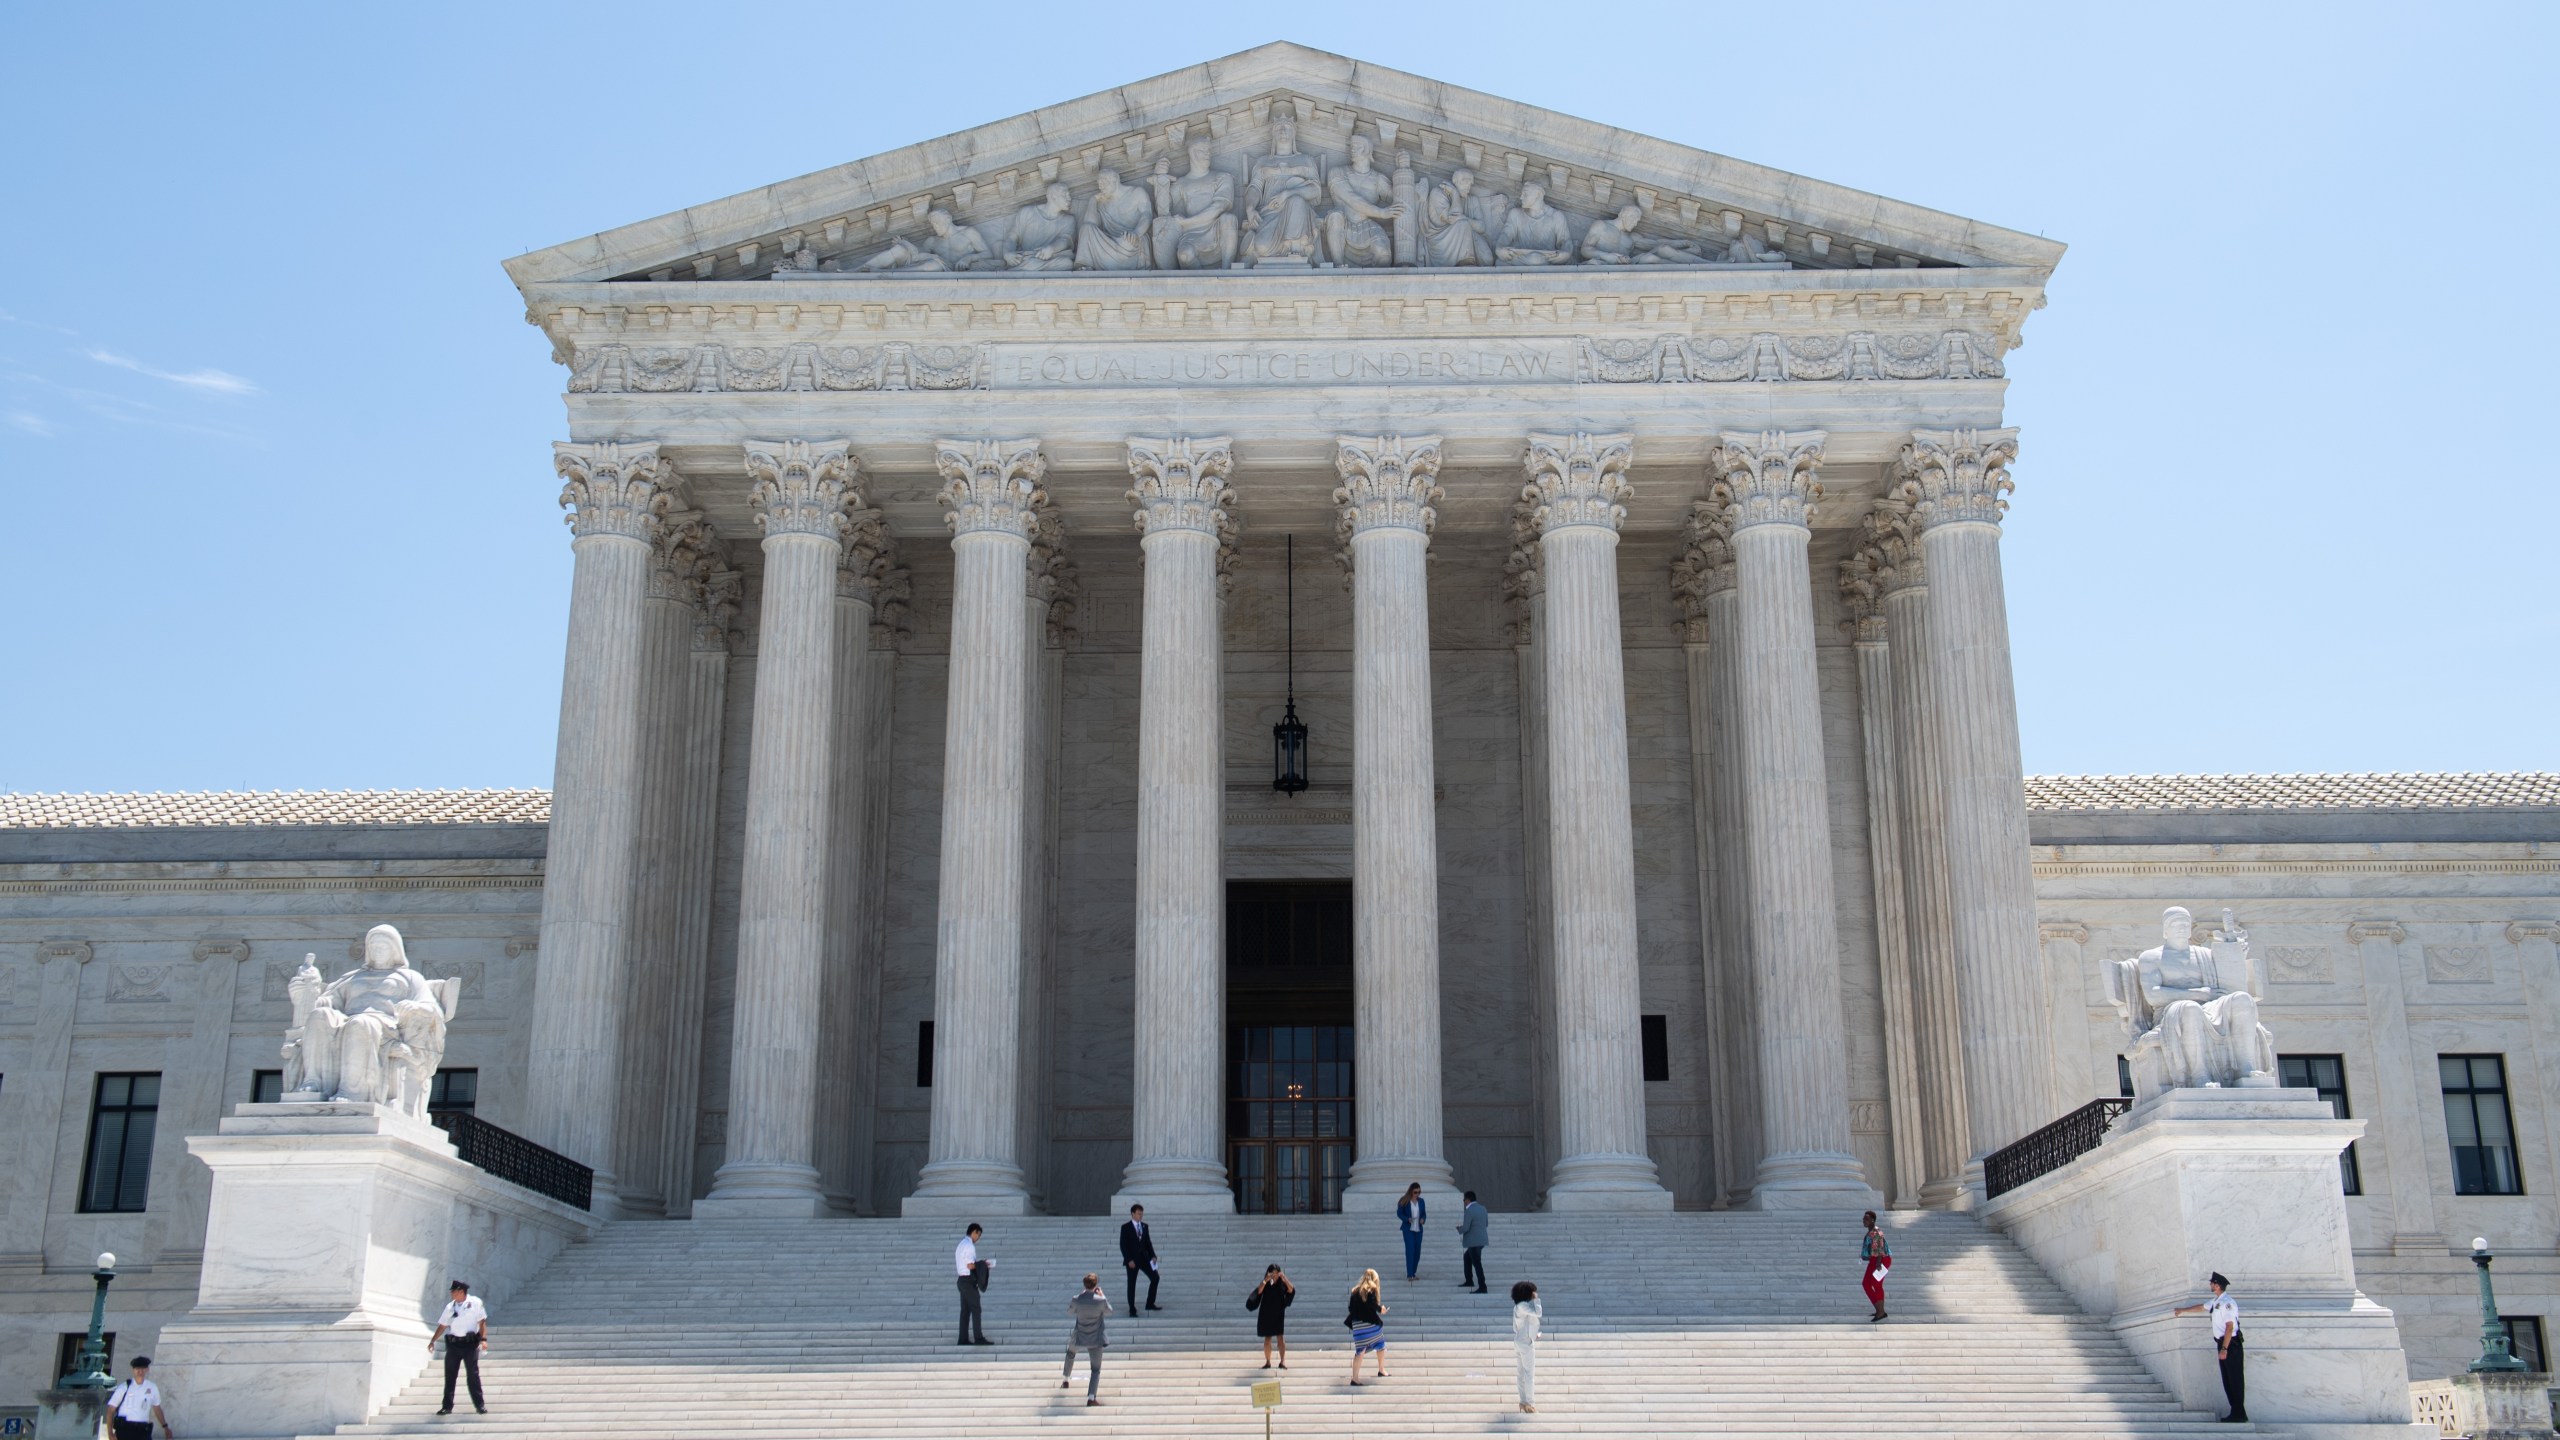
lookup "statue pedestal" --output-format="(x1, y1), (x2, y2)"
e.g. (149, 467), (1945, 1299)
(1983, 1087), (2433, 1439)
(148, 1103), (600, 1438)
(33, 1387), (110, 1440)
(2413, 1372), (2556, 1439)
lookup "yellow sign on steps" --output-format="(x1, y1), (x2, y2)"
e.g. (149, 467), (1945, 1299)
(1250, 1380), (1283, 1409)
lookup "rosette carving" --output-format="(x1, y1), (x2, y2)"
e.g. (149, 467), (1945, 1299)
(556, 441), (676, 542)
(935, 438), (1047, 539)
(1523, 431), (1635, 535)
(1706, 429), (1826, 532)
(744, 439), (859, 539)
(1125, 436), (1236, 538)
(1899, 426), (2019, 531)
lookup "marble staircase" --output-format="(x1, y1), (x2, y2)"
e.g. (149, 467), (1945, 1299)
(322, 1211), (2246, 1439)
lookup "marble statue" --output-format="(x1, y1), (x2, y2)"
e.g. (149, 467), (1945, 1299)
(1323, 134), (1405, 268)
(2104, 906), (2278, 1099)
(1419, 167), (1495, 267)
(280, 924), (462, 1119)
(1462, 176), (1513, 245)
(1237, 114), (1325, 267)
(1147, 139), (1237, 270)
(1000, 183), (1078, 270)
(1580, 205), (1711, 265)
(860, 209), (996, 272)
(1494, 182), (1576, 266)
(1074, 168), (1155, 271)
(1721, 226), (1789, 265)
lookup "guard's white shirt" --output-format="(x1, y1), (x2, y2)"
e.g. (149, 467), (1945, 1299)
(955, 1236), (979, 1276)
(2205, 1294), (2240, 1342)
(438, 1294), (488, 1337)
(109, 1378), (161, 1422)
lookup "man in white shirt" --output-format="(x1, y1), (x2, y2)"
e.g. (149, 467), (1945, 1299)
(954, 1224), (993, 1346)
(106, 1356), (172, 1440)
(426, 1279), (491, 1414)
(2172, 1271), (2245, 1423)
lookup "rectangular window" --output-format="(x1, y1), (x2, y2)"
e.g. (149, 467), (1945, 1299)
(55, 1332), (114, 1383)
(78, 1073), (161, 1213)
(1640, 1015), (1670, 1083)
(2442, 1054), (2524, 1196)
(2279, 1054), (2363, 1195)
(2502, 1316), (2547, 1371)
(2117, 1055), (2134, 1098)
(251, 1069), (283, 1105)
(428, 1069), (478, 1116)
(916, 1021), (935, 1089)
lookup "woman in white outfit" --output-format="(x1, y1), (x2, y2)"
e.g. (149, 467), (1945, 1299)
(1510, 1279), (1542, 1412)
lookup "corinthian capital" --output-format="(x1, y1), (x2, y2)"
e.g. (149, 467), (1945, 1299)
(1837, 551), (1886, 642)
(1125, 436), (1236, 537)
(1670, 499), (1736, 633)
(1523, 431), (1635, 536)
(693, 565), (743, 650)
(556, 441), (676, 542)
(744, 439), (859, 539)
(1853, 498), (1927, 597)
(1899, 426), (2019, 530)
(935, 438), (1046, 539)
(1707, 429), (1825, 531)
(1335, 435), (1445, 538)
(834, 507), (892, 602)
(648, 510), (714, 603)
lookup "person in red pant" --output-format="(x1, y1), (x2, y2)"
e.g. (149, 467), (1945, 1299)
(1860, 1211), (1892, 1322)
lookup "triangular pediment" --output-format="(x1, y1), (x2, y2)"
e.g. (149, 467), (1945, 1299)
(504, 42), (2061, 290)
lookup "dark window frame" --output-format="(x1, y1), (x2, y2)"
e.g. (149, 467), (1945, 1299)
(427, 1068), (478, 1116)
(2278, 1054), (2363, 1196)
(2502, 1315), (2547, 1371)
(916, 1020), (935, 1089)
(55, 1331), (115, 1383)
(251, 1069), (283, 1105)
(1639, 1015), (1670, 1083)
(2441, 1053), (2525, 1197)
(78, 1072), (161, 1214)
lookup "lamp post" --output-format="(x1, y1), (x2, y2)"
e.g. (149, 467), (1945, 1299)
(1271, 533), (1308, 795)
(58, 1252), (117, 1389)
(2470, 1237), (2529, 1373)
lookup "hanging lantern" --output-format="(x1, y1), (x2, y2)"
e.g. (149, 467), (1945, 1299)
(1273, 534), (1310, 794)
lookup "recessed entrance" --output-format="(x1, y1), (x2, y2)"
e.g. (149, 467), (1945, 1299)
(1225, 880), (1353, 1213)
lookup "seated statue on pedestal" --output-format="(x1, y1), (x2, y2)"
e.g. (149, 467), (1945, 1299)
(2104, 906), (2278, 1099)
(281, 924), (461, 1119)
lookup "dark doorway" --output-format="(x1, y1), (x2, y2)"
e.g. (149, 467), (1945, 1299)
(1227, 880), (1354, 1213)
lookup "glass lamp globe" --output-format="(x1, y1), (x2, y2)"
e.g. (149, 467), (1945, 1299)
(96, 1252), (115, 1270)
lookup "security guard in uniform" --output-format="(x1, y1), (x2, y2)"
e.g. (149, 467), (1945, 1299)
(2172, 1271), (2245, 1423)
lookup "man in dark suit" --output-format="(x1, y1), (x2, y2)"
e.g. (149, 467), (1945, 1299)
(1119, 1204), (1161, 1313)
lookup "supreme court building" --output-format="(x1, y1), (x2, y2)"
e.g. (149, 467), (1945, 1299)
(4, 44), (2558, 1405)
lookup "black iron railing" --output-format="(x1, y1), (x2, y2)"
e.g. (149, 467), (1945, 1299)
(433, 1111), (594, 1211)
(1983, 1097), (2133, 1200)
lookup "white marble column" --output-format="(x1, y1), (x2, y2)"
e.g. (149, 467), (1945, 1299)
(1505, 506), (1563, 1206)
(530, 441), (675, 1206)
(2349, 920), (2446, 1253)
(1864, 501), (1970, 1206)
(1901, 428), (2056, 1172)
(2038, 923), (2103, 1110)
(1694, 508), (1762, 1207)
(700, 439), (856, 1217)
(1671, 506), (1741, 1209)
(815, 509), (890, 1216)
(1115, 436), (1239, 1213)
(658, 567), (737, 1217)
(1837, 561), (1926, 1211)
(2511, 922), (2560, 1205)
(1708, 429), (1878, 1209)
(1016, 506), (1073, 1213)
(1526, 431), (1673, 1210)
(906, 438), (1046, 1216)
(1336, 434), (1459, 1209)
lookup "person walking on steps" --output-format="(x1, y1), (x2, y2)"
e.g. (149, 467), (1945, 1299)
(1345, 1268), (1390, 1385)
(1511, 1281), (1543, 1413)
(427, 1279), (490, 1415)
(954, 1223), (995, 1346)
(1457, 1190), (1490, 1293)
(1395, 1183), (1428, 1281)
(106, 1357), (173, 1440)
(1861, 1211), (1892, 1322)
(2173, 1272), (2247, 1423)
(1061, 1272), (1111, 1406)
(1119, 1203), (1161, 1313)
(1248, 1264), (1296, 1368)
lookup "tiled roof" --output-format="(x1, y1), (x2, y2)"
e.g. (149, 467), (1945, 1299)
(2023, 773), (2560, 813)
(0, 789), (551, 829)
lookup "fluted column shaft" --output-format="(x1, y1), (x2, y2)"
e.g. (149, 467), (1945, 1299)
(1902, 428), (2054, 1170)
(1844, 604), (1926, 1210)
(1703, 580), (1760, 1206)
(700, 440), (855, 1217)
(907, 439), (1045, 1215)
(1673, 505), (1739, 1208)
(1712, 430), (1878, 1209)
(1527, 432), (1672, 1210)
(1336, 435), (1457, 1207)
(1115, 437), (1236, 1211)
(659, 577), (736, 1216)
(529, 442), (674, 1205)
(1506, 517), (1561, 1206)
(815, 514), (886, 1215)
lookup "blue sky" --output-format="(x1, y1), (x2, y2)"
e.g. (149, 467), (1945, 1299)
(2, 3), (2551, 792)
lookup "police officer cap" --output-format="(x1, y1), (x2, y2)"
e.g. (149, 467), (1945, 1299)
(2208, 1272), (2230, 1288)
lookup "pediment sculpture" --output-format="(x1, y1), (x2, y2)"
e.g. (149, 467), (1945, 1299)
(279, 923), (462, 1119)
(2103, 906), (2278, 1100)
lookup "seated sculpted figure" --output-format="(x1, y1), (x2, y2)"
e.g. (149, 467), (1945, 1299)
(1323, 134), (1405, 268)
(1419, 167), (1494, 267)
(860, 209), (995, 272)
(1580, 205), (1711, 265)
(1494, 182), (1576, 265)
(2104, 906), (2278, 1099)
(280, 924), (462, 1119)
(999, 183), (1078, 271)
(1148, 139), (1237, 270)
(1074, 167), (1155, 271)
(1237, 114), (1324, 267)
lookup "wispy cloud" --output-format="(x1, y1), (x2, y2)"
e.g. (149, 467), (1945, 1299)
(5, 410), (55, 437)
(84, 348), (261, 396)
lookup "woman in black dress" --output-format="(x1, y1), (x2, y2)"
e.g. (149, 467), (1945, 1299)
(1247, 1264), (1296, 1368)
